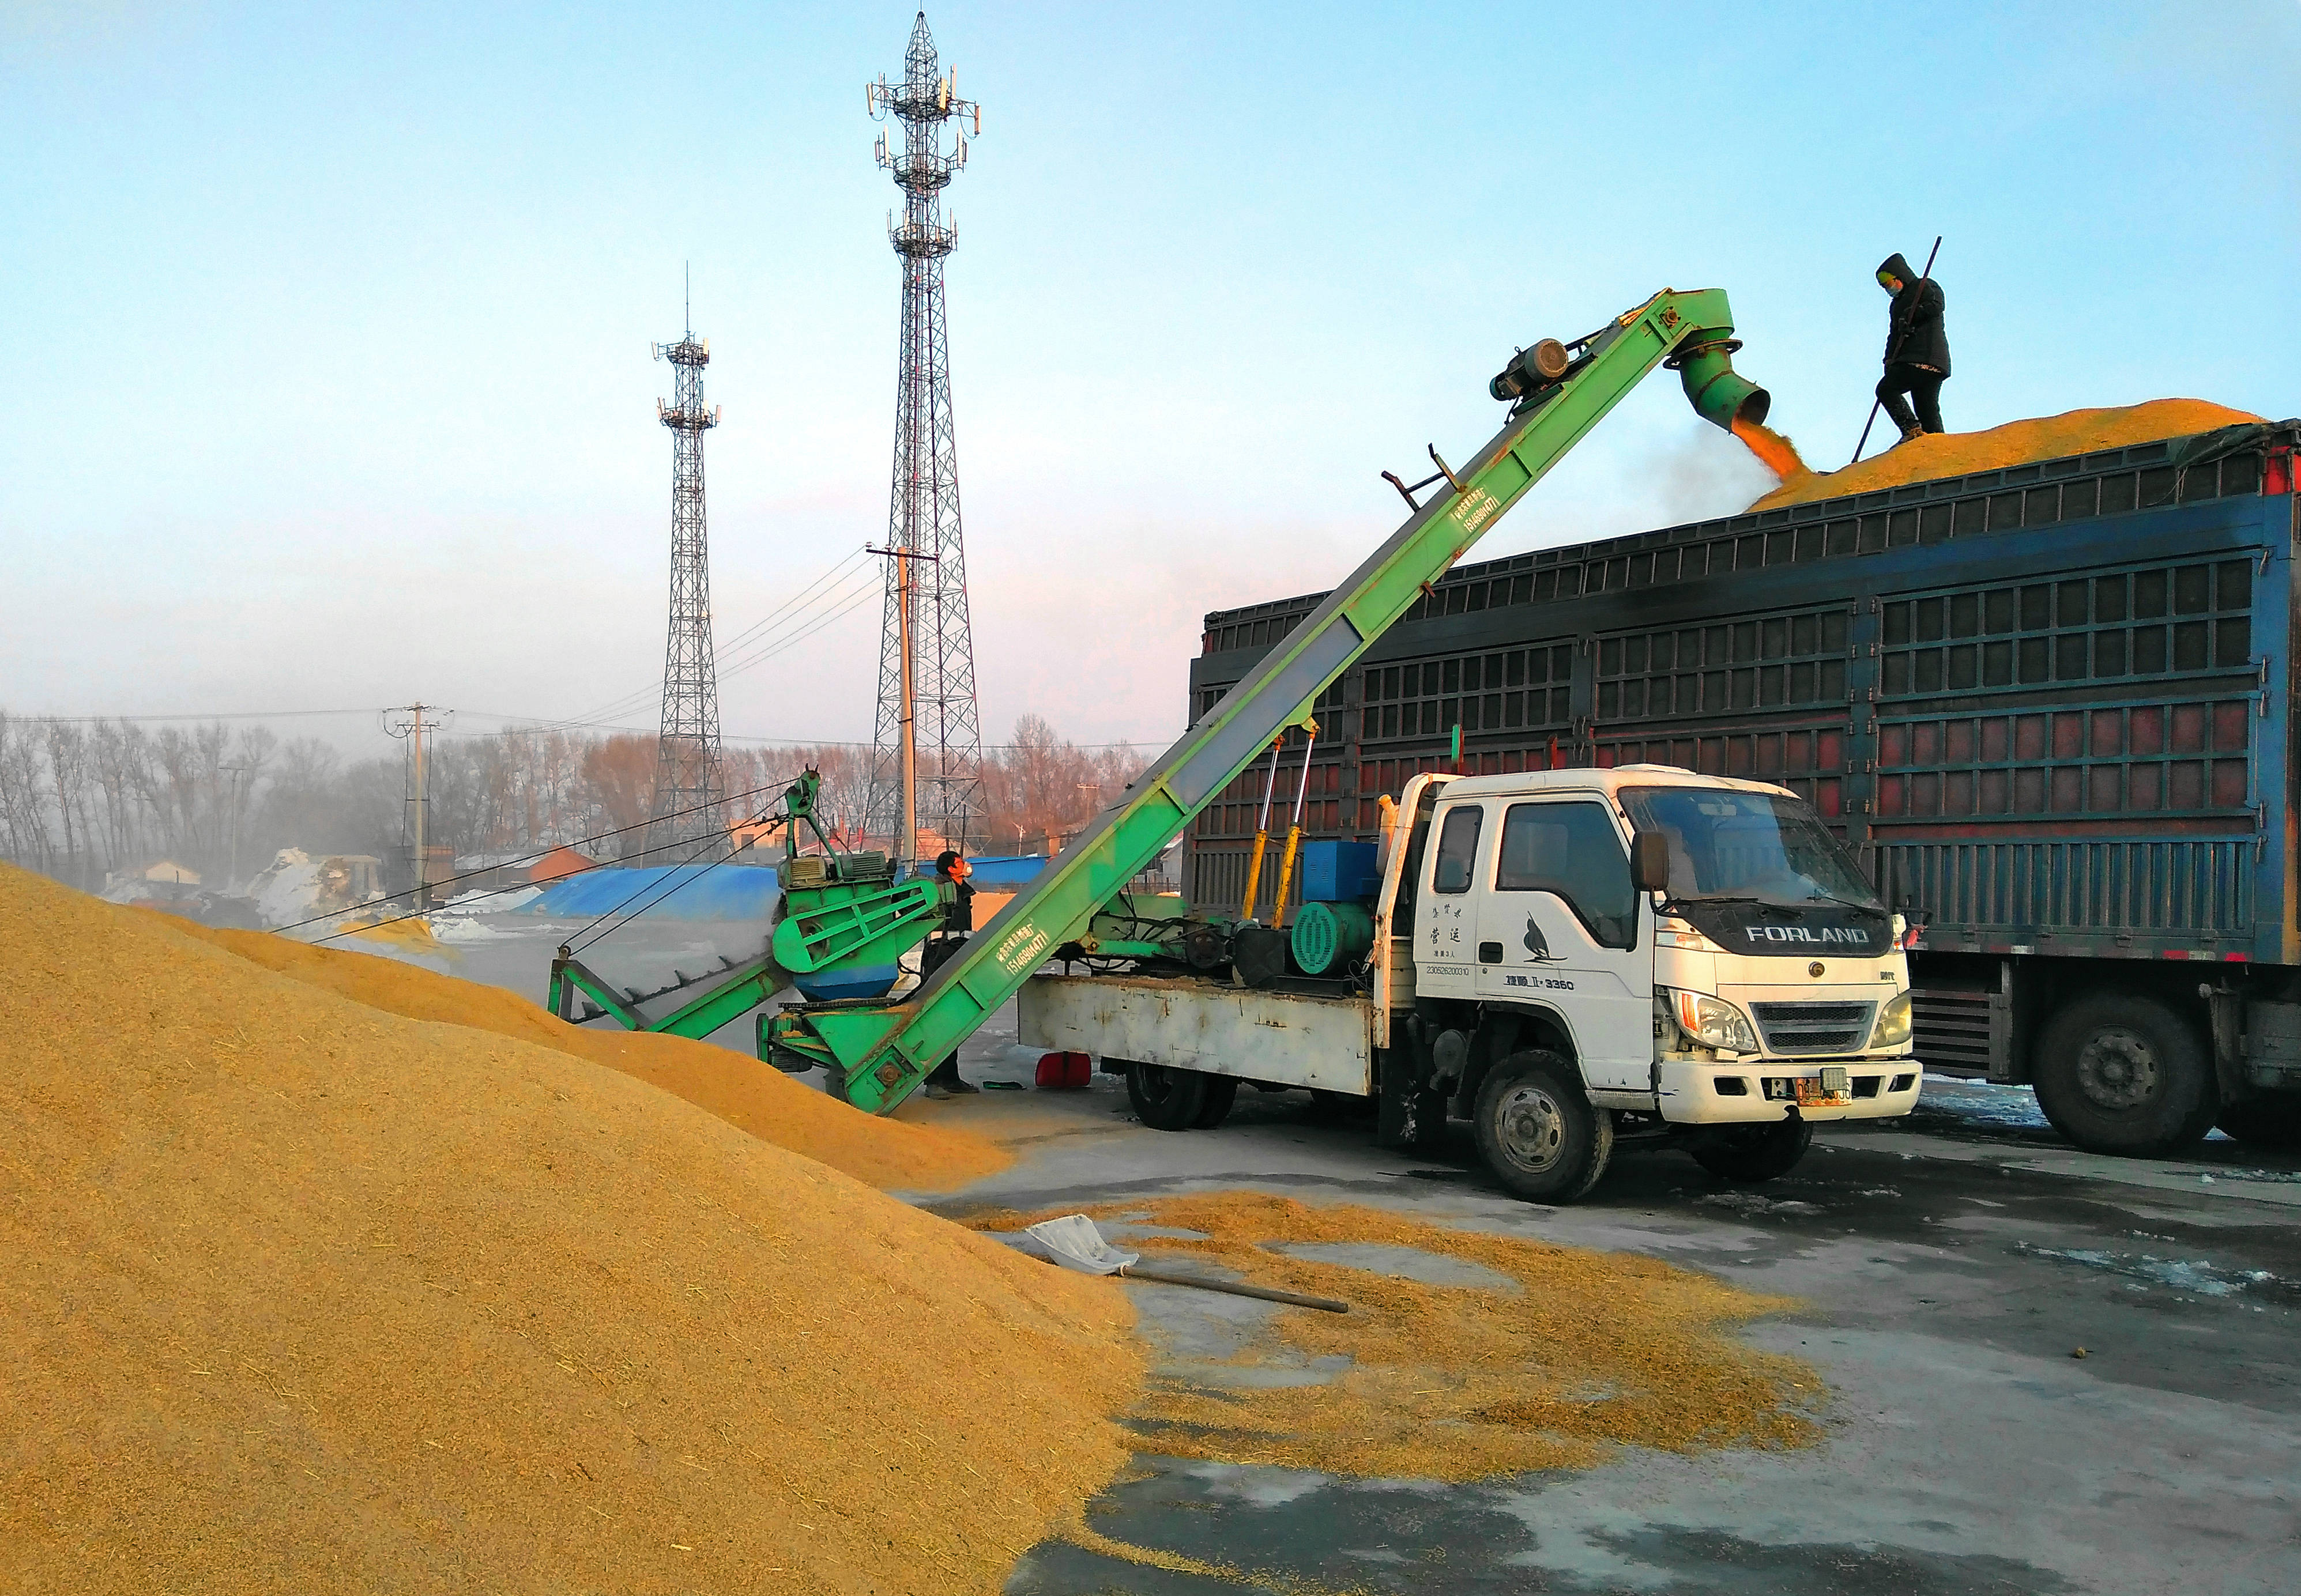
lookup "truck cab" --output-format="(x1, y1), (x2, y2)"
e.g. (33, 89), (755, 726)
(1398, 764), (1919, 1197)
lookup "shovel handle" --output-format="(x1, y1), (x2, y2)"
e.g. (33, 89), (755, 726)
(1120, 1266), (1349, 1314)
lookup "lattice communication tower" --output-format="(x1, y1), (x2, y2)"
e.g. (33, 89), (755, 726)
(863, 10), (985, 863)
(641, 282), (729, 863)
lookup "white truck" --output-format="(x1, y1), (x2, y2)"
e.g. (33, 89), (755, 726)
(1021, 764), (1921, 1201)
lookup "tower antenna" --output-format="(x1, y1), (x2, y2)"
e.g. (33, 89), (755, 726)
(642, 277), (728, 863)
(863, 9), (985, 868)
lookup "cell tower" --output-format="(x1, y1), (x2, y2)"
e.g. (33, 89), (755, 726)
(641, 271), (729, 863)
(863, 10), (985, 866)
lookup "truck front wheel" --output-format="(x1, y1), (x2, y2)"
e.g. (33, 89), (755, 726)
(1124, 1060), (1210, 1131)
(2032, 994), (2219, 1155)
(1690, 1117), (1813, 1183)
(1473, 1051), (1614, 1202)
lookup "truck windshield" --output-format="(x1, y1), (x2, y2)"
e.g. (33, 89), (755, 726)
(1617, 786), (1883, 912)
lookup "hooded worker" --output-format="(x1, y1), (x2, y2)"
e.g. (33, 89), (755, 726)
(1876, 251), (1950, 443)
(919, 849), (979, 1097)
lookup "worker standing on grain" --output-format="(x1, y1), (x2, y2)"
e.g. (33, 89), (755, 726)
(919, 850), (979, 1097)
(1876, 251), (1950, 444)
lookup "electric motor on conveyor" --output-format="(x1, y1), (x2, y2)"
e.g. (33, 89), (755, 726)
(756, 288), (1769, 1113)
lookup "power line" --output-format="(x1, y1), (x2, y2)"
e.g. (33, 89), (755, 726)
(313, 772), (805, 953)
(6, 542), (889, 738)
(522, 545), (879, 736)
(6, 708), (390, 726)
(440, 573), (884, 745)
(275, 771), (801, 939)
(717, 575), (884, 682)
(439, 712), (1159, 753)
(17, 697), (1159, 755)
(714, 545), (873, 657)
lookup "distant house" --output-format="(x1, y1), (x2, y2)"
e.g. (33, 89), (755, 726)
(448, 848), (537, 894)
(529, 845), (599, 885)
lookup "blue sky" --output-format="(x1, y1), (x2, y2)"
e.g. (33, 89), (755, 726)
(3, 1), (2295, 760)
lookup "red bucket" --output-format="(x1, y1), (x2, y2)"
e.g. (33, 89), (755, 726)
(1035, 1050), (1093, 1089)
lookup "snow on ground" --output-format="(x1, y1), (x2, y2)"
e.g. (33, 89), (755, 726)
(1914, 1073), (2054, 1133)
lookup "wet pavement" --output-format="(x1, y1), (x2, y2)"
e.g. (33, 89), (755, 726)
(916, 1014), (2301, 1596)
(340, 916), (2301, 1593)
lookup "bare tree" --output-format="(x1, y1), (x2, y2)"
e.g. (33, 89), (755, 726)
(1, 708), (1147, 889)
(582, 734), (658, 853)
(89, 720), (153, 870)
(0, 712), (49, 867)
(972, 716), (1148, 856)
(41, 722), (94, 884)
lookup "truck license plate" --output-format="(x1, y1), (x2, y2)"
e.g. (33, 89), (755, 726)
(1795, 1070), (1851, 1107)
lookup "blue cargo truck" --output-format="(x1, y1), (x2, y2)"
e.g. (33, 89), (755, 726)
(1185, 419), (2301, 1156)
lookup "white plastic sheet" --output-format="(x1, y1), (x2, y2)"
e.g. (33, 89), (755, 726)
(1022, 1214), (1139, 1276)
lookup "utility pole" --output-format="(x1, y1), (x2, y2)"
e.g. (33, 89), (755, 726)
(383, 704), (445, 911)
(864, 10), (986, 867)
(899, 549), (916, 863)
(218, 763), (253, 890)
(868, 542), (939, 866)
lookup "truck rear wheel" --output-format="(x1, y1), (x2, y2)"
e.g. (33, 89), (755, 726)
(1124, 1060), (1209, 1131)
(1473, 1051), (1613, 1202)
(2215, 1096), (2301, 1150)
(2032, 994), (2219, 1156)
(1192, 1076), (1241, 1129)
(1690, 1117), (1813, 1183)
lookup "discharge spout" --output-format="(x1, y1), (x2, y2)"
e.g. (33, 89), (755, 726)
(1670, 337), (1769, 432)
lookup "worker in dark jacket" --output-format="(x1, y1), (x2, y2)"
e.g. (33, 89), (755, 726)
(920, 850), (978, 1097)
(1876, 251), (1950, 443)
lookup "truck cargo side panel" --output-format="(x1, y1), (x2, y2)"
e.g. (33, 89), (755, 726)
(1019, 973), (1375, 1094)
(1189, 441), (2290, 960)
(1188, 430), (2297, 1093)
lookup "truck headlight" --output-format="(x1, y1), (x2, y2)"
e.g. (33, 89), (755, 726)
(1664, 988), (1759, 1052)
(1870, 991), (1913, 1048)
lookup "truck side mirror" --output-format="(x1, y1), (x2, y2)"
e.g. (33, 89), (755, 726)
(1630, 832), (1671, 895)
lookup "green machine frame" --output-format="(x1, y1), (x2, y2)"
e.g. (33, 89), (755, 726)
(766, 288), (1768, 1111)
(547, 769), (954, 1040)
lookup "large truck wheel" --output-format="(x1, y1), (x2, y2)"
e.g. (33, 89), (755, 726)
(1690, 1117), (1813, 1183)
(1473, 1051), (1614, 1202)
(1192, 1076), (1241, 1129)
(2215, 1096), (2301, 1150)
(2032, 994), (2219, 1156)
(1125, 1060), (1210, 1131)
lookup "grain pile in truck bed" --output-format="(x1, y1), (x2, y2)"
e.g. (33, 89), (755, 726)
(172, 918), (1010, 1193)
(1743, 398), (2262, 511)
(0, 864), (1141, 1595)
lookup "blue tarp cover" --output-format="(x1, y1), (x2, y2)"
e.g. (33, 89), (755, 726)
(965, 855), (1051, 889)
(529, 854), (1055, 922)
(529, 863), (782, 921)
